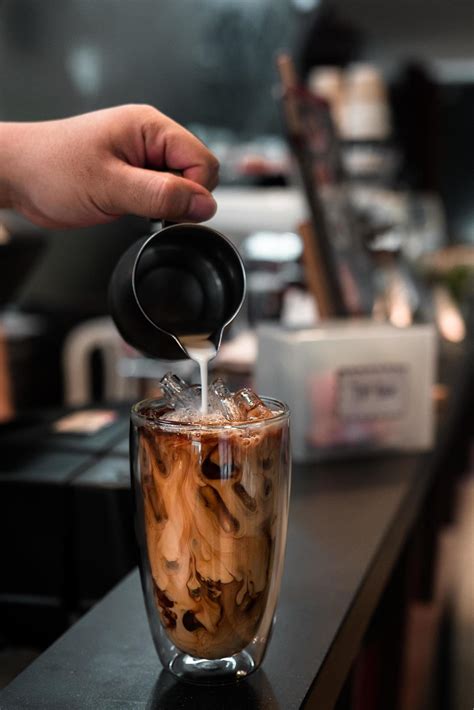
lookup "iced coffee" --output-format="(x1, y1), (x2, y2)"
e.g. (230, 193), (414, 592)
(133, 376), (290, 662)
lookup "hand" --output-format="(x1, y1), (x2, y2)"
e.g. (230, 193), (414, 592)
(0, 104), (219, 229)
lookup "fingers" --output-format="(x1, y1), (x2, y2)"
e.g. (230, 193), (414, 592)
(162, 127), (220, 191)
(181, 159), (220, 193)
(106, 165), (217, 222)
(141, 110), (219, 191)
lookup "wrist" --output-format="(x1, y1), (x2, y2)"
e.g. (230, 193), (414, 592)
(0, 122), (31, 210)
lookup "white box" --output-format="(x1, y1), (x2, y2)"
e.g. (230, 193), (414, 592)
(255, 321), (437, 461)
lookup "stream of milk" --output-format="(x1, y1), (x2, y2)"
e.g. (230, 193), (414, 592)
(180, 335), (217, 414)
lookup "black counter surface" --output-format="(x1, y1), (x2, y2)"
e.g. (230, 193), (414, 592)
(0, 451), (432, 710)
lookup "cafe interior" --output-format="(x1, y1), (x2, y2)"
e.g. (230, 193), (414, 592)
(0, 0), (473, 708)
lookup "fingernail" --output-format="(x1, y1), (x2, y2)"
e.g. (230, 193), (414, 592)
(188, 194), (217, 221)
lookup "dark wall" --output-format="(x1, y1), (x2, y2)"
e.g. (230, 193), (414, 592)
(0, 0), (297, 134)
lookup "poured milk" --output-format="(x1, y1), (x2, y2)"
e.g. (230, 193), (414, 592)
(179, 335), (217, 414)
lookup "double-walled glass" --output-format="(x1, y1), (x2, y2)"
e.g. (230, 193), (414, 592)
(130, 397), (291, 684)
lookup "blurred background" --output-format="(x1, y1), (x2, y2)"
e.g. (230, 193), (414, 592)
(0, 0), (473, 405)
(0, 1), (473, 708)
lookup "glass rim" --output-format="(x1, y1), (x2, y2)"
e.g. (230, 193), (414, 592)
(131, 395), (290, 430)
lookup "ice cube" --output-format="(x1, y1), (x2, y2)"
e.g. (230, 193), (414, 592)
(208, 378), (242, 421)
(160, 372), (200, 409)
(234, 388), (272, 420)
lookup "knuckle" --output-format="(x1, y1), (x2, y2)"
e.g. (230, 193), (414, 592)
(138, 103), (159, 121)
(208, 154), (220, 174)
(152, 174), (183, 216)
(119, 103), (158, 127)
(207, 155), (220, 189)
(125, 102), (156, 116)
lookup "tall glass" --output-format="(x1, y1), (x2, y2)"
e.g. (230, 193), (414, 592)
(130, 397), (290, 684)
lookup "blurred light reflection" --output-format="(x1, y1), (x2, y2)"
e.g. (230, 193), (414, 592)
(67, 45), (102, 96)
(434, 286), (466, 343)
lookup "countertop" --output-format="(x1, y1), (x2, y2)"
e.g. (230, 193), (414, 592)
(0, 451), (432, 710)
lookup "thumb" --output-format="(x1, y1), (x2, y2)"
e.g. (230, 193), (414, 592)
(107, 166), (217, 222)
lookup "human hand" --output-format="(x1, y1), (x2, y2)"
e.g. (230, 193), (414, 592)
(0, 104), (219, 229)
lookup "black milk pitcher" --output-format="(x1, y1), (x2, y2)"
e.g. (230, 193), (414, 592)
(109, 221), (246, 360)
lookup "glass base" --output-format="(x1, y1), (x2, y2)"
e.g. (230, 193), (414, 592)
(169, 650), (256, 685)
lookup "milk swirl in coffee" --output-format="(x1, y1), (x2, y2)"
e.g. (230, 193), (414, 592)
(136, 359), (287, 660)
